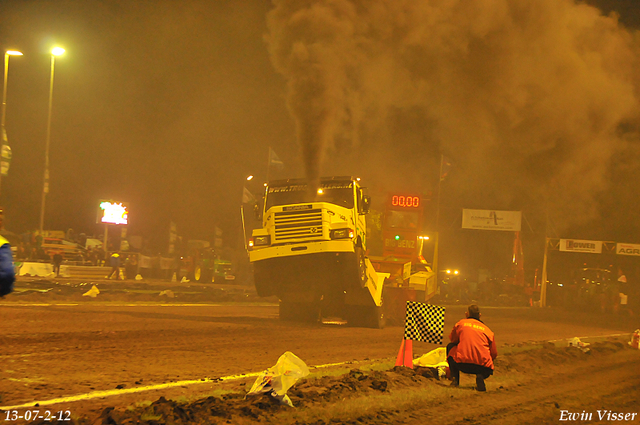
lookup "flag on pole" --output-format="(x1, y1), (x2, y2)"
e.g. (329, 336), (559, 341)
(242, 186), (256, 204)
(403, 301), (446, 344)
(440, 156), (452, 181)
(269, 147), (284, 170)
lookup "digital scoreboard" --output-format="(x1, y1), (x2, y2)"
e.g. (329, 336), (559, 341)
(98, 200), (129, 225)
(383, 193), (424, 260)
(390, 195), (420, 208)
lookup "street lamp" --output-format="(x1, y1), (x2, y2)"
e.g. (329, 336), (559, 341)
(1, 49), (23, 198)
(417, 235), (430, 262)
(39, 47), (65, 235)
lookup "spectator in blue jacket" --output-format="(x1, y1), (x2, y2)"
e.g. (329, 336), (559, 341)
(107, 252), (121, 280)
(0, 213), (16, 296)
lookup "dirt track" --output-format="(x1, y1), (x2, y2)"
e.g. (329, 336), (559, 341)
(400, 344), (640, 424)
(1, 278), (639, 423)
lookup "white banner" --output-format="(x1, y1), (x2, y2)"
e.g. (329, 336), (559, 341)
(461, 209), (522, 231)
(617, 243), (640, 256)
(559, 239), (602, 254)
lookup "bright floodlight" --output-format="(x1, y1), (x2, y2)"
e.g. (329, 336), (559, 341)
(51, 47), (65, 56)
(6, 50), (23, 56)
(246, 175), (254, 181)
(100, 201), (128, 225)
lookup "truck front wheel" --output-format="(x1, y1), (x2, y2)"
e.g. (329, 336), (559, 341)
(279, 301), (321, 323)
(345, 305), (385, 329)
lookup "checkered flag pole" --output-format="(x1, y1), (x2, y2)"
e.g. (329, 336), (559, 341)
(403, 301), (446, 344)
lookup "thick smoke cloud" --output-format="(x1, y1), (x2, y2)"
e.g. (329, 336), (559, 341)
(266, 0), (640, 229)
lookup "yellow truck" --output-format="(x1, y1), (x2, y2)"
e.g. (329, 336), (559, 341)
(248, 176), (386, 327)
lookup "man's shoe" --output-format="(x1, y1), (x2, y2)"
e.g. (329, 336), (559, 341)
(450, 377), (459, 387)
(476, 375), (486, 392)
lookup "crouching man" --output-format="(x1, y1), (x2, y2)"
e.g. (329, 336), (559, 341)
(447, 304), (497, 391)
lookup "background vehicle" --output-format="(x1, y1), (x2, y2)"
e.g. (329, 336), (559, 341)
(193, 253), (234, 283)
(367, 192), (437, 324)
(179, 242), (234, 283)
(369, 193), (436, 294)
(575, 267), (614, 312)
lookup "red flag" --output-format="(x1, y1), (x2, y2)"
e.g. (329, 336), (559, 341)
(440, 156), (452, 181)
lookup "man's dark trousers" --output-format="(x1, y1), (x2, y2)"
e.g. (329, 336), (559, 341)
(446, 342), (493, 382)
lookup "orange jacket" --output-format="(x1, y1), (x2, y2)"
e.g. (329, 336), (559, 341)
(448, 318), (498, 369)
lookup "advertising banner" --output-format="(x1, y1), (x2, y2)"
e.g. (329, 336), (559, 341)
(461, 209), (522, 231)
(616, 243), (640, 256)
(139, 255), (152, 269)
(559, 239), (602, 254)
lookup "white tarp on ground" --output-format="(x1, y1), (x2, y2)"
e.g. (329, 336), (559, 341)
(18, 262), (71, 278)
(413, 347), (449, 378)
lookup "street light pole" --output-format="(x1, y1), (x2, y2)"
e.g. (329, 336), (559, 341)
(39, 47), (65, 235)
(432, 155), (445, 291)
(1, 50), (23, 199)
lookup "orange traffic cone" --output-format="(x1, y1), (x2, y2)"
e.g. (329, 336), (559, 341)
(395, 339), (414, 368)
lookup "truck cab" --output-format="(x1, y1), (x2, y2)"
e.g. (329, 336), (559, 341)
(248, 177), (384, 327)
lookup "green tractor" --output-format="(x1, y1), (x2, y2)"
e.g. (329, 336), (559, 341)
(192, 249), (234, 283)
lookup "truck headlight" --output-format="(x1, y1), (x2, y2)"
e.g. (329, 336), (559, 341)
(330, 228), (354, 239)
(253, 235), (271, 246)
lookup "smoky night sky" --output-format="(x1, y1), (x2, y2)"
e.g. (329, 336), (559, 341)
(1, 0), (640, 275)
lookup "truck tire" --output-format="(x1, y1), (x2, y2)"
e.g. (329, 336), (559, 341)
(346, 305), (385, 329)
(355, 246), (367, 287)
(364, 306), (385, 329)
(279, 301), (321, 323)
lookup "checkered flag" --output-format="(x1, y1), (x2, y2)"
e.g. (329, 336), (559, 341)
(403, 301), (446, 344)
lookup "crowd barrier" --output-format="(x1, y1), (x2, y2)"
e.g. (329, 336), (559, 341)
(16, 254), (183, 280)
(16, 262), (112, 279)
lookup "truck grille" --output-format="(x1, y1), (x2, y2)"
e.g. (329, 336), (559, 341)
(274, 209), (324, 242)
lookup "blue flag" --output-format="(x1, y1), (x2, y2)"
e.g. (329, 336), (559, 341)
(269, 148), (284, 171)
(242, 187), (256, 204)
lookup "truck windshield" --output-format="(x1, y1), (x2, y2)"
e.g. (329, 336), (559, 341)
(266, 182), (354, 210)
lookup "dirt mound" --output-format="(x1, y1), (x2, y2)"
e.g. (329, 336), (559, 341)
(28, 340), (630, 425)
(494, 340), (627, 373)
(288, 368), (429, 406)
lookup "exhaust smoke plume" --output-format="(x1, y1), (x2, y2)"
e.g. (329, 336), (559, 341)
(266, 0), (640, 229)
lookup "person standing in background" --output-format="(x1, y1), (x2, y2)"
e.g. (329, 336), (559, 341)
(52, 252), (63, 277)
(107, 252), (121, 280)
